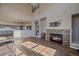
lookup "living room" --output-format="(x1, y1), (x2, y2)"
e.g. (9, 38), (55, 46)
(0, 3), (79, 56)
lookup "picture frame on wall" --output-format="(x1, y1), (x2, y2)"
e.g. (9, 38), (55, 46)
(49, 20), (62, 27)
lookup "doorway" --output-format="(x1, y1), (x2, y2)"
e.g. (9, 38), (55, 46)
(72, 14), (79, 44)
(40, 17), (46, 33)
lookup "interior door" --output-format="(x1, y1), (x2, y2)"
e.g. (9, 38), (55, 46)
(72, 14), (79, 44)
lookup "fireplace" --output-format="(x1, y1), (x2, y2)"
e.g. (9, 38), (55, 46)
(50, 33), (62, 44)
(46, 29), (70, 46)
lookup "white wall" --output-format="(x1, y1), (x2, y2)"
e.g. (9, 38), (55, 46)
(31, 3), (79, 41)
(33, 3), (79, 33)
(39, 3), (79, 29)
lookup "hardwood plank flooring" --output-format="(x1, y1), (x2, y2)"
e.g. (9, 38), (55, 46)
(0, 42), (15, 56)
(15, 37), (79, 56)
(0, 37), (79, 56)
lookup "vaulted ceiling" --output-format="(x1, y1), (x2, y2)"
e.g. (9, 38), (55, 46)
(0, 3), (39, 25)
(30, 3), (39, 12)
(0, 3), (32, 25)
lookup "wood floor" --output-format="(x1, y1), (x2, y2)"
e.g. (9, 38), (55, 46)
(15, 37), (79, 56)
(0, 42), (15, 56)
(0, 41), (27, 56)
(0, 36), (26, 56)
(0, 37), (79, 56)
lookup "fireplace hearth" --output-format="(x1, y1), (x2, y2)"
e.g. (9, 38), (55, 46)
(50, 33), (62, 44)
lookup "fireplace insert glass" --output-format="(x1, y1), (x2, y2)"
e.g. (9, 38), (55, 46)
(50, 33), (62, 44)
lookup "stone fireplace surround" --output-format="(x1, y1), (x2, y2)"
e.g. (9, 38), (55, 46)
(46, 29), (70, 47)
